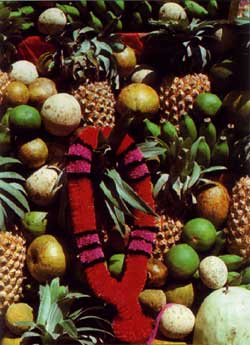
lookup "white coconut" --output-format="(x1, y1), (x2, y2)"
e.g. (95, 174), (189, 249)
(193, 287), (250, 345)
(10, 60), (38, 85)
(159, 2), (187, 22)
(25, 165), (61, 206)
(41, 93), (82, 136)
(199, 256), (228, 290)
(159, 303), (195, 339)
(131, 65), (159, 87)
(38, 7), (67, 35)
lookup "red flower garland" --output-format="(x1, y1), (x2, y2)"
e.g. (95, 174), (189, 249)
(67, 126), (157, 343)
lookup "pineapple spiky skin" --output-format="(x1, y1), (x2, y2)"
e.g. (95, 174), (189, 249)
(0, 231), (26, 317)
(0, 71), (10, 106)
(72, 80), (116, 128)
(225, 176), (250, 260)
(159, 73), (211, 127)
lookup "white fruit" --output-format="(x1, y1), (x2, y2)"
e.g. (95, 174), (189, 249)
(159, 2), (187, 22)
(159, 303), (195, 339)
(38, 8), (67, 35)
(25, 165), (61, 206)
(41, 93), (82, 136)
(199, 256), (228, 289)
(10, 60), (38, 85)
(193, 287), (250, 345)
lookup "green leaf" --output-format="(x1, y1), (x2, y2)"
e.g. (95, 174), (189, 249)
(63, 292), (90, 300)
(172, 177), (183, 199)
(190, 136), (203, 162)
(100, 180), (119, 208)
(104, 200), (123, 233)
(60, 320), (78, 338)
(69, 307), (85, 320)
(188, 161), (201, 189)
(20, 6), (34, 15)
(21, 331), (41, 340)
(37, 284), (51, 326)
(201, 165), (227, 174)
(0, 205), (6, 229)
(0, 193), (26, 219)
(98, 55), (110, 75)
(0, 156), (21, 166)
(0, 180), (29, 211)
(0, 171), (25, 180)
(77, 327), (114, 337)
(182, 175), (191, 195)
(78, 315), (112, 325)
(49, 278), (68, 303)
(46, 303), (63, 335)
(153, 174), (169, 198)
(9, 182), (27, 195)
(78, 40), (91, 53)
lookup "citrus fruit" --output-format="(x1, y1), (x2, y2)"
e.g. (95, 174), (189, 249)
(164, 244), (200, 280)
(5, 303), (34, 335)
(5, 81), (30, 105)
(9, 105), (41, 133)
(194, 93), (222, 118)
(18, 137), (48, 169)
(182, 218), (217, 252)
(114, 46), (137, 78)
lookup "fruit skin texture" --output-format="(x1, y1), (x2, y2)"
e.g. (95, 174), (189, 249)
(159, 303), (195, 340)
(114, 46), (137, 78)
(199, 256), (228, 289)
(38, 7), (67, 35)
(21, 211), (48, 238)
(164, 243), (200, 280)
(10, 60), (38, 85)
(196, 182), (230, 228)
(28, 77), (57, 105)
(9, 105), (41, 133)
(0, 231), (26, 317)
(5, 303), (34, 336)
(116, 83), (160, 118)
(193, 287), (250, 345)
(1, 333), (22, 345)
(194, 92), (222, 118)
(18, 138), (48, 169)
(131, 65), (159, 87)
(139, 289), (166, 313)
(159, 2), (187, 23)
(146, 258), (168, 288)
(164, 282), (194, 308)
(41, 93), (82, 136)
(26, 234), (67, 283)
(5, 81), (29, 105)
(182, 218), (216, 252)
(225, 176), (250, 259)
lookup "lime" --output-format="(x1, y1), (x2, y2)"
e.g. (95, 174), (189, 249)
(108, 254), (125, 277)
(194, 93), (222, 118)
(182, 218), (217, 252)
(9, 105), (41, 133)
(164, 244), (200, 280)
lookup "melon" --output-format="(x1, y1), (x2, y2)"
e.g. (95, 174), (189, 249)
(193, 286), (250, 345)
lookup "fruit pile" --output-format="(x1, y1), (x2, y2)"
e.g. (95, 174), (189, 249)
(0, 1), (249, 345)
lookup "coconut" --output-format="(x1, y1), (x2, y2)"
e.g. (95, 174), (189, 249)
(131, 65), (159, 87)
(41, 93), (82, 136)
(159, 2), (187, 23)
(159, 303), (195, 339)
(38, 7), (67, 35)
(25, 165), (61, 206)
(193, 287), (250, 345)
(199, 256), (228, 289)
(10, 60), (38, 85)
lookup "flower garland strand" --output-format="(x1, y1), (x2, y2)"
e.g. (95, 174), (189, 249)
(67, 126), (157, 343)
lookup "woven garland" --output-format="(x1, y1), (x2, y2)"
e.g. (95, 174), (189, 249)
(67, 126), (157, 343)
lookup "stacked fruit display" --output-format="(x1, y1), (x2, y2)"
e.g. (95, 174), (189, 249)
(0, 1), (249, 345)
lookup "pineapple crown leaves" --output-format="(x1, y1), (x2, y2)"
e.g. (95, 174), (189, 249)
(139, 136), (226, 203)
(0, 156), (30, 229)
(20, 278), (113, 345)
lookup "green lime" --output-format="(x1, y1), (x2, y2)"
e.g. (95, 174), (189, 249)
(182, 218), (217, 252)
(9, 105), (41, 133)
(194, 93), (222, 118)
(108, 254), (125, 277)
(164, 244), (200, 280)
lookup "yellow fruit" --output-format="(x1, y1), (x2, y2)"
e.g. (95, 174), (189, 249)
(5, 81), (29, 105)
(5, 303), (34, 335)
(18, 138), (48, 169)
(164, 282), (194, 307)
(116, 83), (160, 118)
(28, 77), (57, 105)
(114, 46), (137, 77)
(1, 333), (22, 345)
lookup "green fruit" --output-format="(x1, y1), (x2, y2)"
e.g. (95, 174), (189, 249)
(210, 230), (226, 255)
(242, 267), (250, 284)
(108, 253), (125, 277)
(219, 254), (244, 271)
(138, 0), (152, 19)
(180, 113), (197, 142)
(235, 91), (250, 135)
(211, 136), (229, 165)
(0, 129), (11, 155)
(182, 218), (217, 252)
(1, 108), (12, 127)
(130, 11), (143, 30)
(161, 121), (178, 142)
(227, 271), (242, 286)
(194, 93), (222, 118)
(164, 244), (200, 280)
(87, 11), (103, 32)
(199, 117), (217, 148)
(207, 0), (218, 16)
(104, 10), (123, 31)
(56, 4), (80, 17)
(184, 0), (208, 17)
(89, 0), (107, 17)
(164, 282), (194, 307)
(144, 118), (161, 137)
(9, 105), (41, 133)
(196, 137), (211, 167)
(209, 59), (236, 94)
(107, 0), (125, 15)
(22, 211), (48, 237)
(5, 303), (34, 336)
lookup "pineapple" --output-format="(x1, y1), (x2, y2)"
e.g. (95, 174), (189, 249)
(159, 73), (211, 128)
(225, 176), (250, 259)
(0, 71), (10, 105)
(0, 157), (30, 316)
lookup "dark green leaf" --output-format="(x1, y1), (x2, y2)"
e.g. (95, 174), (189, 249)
(0, 194), (26, 218)
(0, 205), (6, 229)
(0, 180), (29, 211)
(104, 200), (123, 233)
(0, 156), (21, 166)
(60, 320), (78, 338)
(188, 161), (201, 189)
(153, 174), (169, 198)
(201, 165), (227, 174)
(0, 171), (25, 180)
(172, 177), (183, 199)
